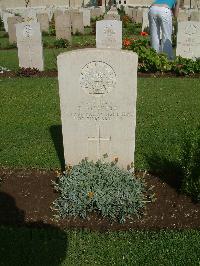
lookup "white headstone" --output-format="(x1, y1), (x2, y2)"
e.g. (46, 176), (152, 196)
(142, 8), (149, 31)
(79, 8), (91, 27)
(37, 13), (49, 32)
(176, 21), (200, 59)
(55, 13), (71, 41)
(190, 10), (200, 21)
(16, 22), (44, 70)
(91, 8), (103, 18)
(7, 16), (23, 43)
(96, 20), (122, 49)
(2, 11), (14, 32)
(71, 11), (84, 35)
(177, 10), (189, 22)
(57, 48), (138, 169)
(104, 13), (120, 20)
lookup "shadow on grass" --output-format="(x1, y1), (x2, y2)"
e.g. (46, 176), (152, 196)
(145, 153), (183, 191)
(50, 125), (65, 171)
(0, 192), (68, 266)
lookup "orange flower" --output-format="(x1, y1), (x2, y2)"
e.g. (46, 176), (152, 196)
(123, 38), (131, 47)
(140, 31), (148, 36)
(87, 191), (95, 199)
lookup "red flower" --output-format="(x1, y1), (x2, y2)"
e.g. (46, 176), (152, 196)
(140, 31), (148, 36)
(123, 38), (131, 47)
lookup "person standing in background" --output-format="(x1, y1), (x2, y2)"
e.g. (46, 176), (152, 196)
(148, 0), (180, 59)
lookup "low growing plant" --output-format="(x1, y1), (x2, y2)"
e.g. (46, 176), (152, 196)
(53, 159), (153, 223)
(54, 38), (70, 48)
(16, 67), (40, 77)
(180, 129), (200, 202)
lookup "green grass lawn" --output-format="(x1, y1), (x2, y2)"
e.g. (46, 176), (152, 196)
(0, 77), (199, 169)
(0, 227), (199, 266)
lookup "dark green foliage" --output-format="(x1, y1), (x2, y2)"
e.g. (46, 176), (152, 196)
(16, 67), (40, 77)
(53, 159), (150, 223)
(0, 18), (4, 31)
(130, 38), (171, 73)
(0, 227), (200, 265)
(54, 38), (70, 48)
(126, 38), (200, 75)
(0, 226), (68, 266)
(180, 129), (200, 201)
(73, 30), (83, 36)
(172, 56), (200, 76)
(146, 128), (200, 202)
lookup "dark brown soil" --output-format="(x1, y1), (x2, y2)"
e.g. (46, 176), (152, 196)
(1, 71), (200, 79)
(0, 168), (199, 231)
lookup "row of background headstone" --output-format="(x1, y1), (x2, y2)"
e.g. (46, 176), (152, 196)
(1, 6), (200, 70)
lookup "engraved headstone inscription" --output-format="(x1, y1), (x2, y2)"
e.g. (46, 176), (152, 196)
(176, 21), (200, 59)
(16, 22), (44, 70)
(96, 20), (122, 49)
(57, 49), (138, 169)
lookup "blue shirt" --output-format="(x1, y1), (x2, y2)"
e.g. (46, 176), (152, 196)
(153, 0), (176, 8)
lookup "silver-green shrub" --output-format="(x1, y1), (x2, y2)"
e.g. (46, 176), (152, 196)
(53, 159), (150, 223)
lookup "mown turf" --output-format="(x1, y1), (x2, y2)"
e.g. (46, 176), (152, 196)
(0, 227), (199, 266)
(0, 77), (200, 169)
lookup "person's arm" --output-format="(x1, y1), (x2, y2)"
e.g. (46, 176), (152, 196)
(172, 0), (180, 17)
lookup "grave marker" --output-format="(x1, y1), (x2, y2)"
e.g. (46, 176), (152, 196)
(55, 13), (71, 41)
(57, 48), (138, 169)
(176, 21), (200, 59)
(96, 20), (122, 49)
(37, 13), (49, 32)
(7, 16), (23, 44)
(71, 12), (84, 35)
(16, 22), (44, 70)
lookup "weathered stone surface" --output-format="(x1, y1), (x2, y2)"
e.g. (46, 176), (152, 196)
(2, 11), (14, 32)
(104, 13), (120, 20)
(96, 20), (122, 49)
(142, 8), (149, 31)
(16, 22), (44, 70)
(177, 10), (189, 22)
(190, 10), (200, 21)
(79, 8), (91, 27)
(57, 48), (138, 169)
(7, 16), (23, 43)
(71, 11), (84, 35)
(37, 13), (49, 32)
(55, 13), (71, 41)
(91, 7), (103, 18)
(176, 21), (200, 59)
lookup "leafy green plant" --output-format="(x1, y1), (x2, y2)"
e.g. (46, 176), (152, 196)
(0, 18), (5, 31)
(172, 56), (200, 76)
(53, 159), (153, 223)
(180, 129), (200, 202)
(54, 38), (70, 48)
(73, 30), (83, 36)
(129, 38), (172, 73)
(8, 42), (17, 49)
(123, 37), (200, 75)
(16, 67), (40, 77)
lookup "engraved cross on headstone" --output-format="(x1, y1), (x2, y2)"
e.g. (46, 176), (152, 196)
(88, 125), (111, 160)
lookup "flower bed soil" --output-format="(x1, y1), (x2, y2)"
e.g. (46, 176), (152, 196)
(0, 168), (199, 231)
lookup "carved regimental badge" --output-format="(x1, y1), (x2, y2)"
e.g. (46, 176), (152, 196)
(80, 61), (116, 96)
